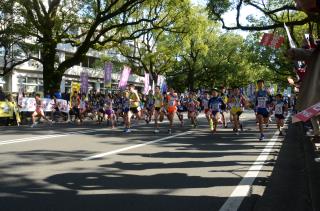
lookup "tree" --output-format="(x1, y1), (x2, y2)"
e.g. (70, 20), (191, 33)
(0, 0), (39, 77)
(1, 0), (176, 94)
(114, 0), (190, 84)
(207, 0), (318, 32)
(168, 6), (218, 91)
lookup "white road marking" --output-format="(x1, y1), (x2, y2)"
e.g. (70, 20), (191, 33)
(0, 120), (170, 146)
(0, 134), (68, 145)
(81, 131), (193, 161)
(219, 114), (290, 211)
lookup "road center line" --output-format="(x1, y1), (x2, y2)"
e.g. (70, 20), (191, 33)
(81, 131), (193, 161)
(219, 114), (290, 211)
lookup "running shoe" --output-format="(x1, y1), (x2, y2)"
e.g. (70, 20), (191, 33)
(235, 129), (239, 135)
(125, 128), (132, 133)
(259, 133), (265, 141)
(168, 129), (172, 135)
(154, 129), (160, 133)
(279, 131), (283, 136)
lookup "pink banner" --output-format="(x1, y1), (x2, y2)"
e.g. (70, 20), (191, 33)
(144, 73), (150, 94)
(292, 101), (320, 123)
(118, 66), (131, 90)
(104, 62), (113, 88)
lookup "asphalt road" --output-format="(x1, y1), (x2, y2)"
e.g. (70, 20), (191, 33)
(0, 111), (286, 211)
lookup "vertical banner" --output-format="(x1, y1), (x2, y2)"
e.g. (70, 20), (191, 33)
(157, 75), (165, 87)
(118, 66), (131, 90)
(152, 80), (155, 94)
(80, 71), (89, 94)
(18, 77), (24, 106)
(161, 81), (167, 93)
(144, 73), (150, 94)
(60, 78), (65, 93)
(287, 86), (292, 97)
(104, 62), (113, 89)
(157, 75), (166, 93)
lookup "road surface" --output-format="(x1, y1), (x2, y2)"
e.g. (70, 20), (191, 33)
(0, 111), (286, 211)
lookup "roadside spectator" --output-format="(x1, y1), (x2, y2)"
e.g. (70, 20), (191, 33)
(287, 40), (320, 140)
(54, 89), (62, 99)
(0, 87), (6, 101)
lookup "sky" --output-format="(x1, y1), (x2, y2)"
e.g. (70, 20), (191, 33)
(191, 0), (261, 37)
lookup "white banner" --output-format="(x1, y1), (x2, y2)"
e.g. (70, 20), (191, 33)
(20, 98), (69, 113)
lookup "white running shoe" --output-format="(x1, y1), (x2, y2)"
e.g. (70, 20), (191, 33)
(154, 129), (159, 133)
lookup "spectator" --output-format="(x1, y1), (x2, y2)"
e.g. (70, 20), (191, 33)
(287, 40), (320, 139)
(0, 87), (5, 101)
(54, 89), (62, 99)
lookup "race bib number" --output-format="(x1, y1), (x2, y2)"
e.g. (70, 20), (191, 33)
(257, 97), (267, 108)
(275, 104), (283, 115)
(212, 102), (219, 111)
(169, 100), (175, 107)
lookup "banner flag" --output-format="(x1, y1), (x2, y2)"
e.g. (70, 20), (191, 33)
(118, 66), (131, 90)
(292, 101), (320, 123)
(104, 62), (113, 88)
(144, 73), (150, 94)
(80, 71), (89, 94)
(260, 33), (285, 49)
(287, 87), (292, 97)
(60, 78), (65, 93)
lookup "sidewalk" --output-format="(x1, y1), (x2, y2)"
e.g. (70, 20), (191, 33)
(254, 122), (320, 211)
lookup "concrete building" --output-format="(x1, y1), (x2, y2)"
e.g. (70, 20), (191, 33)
(0, 42), (144, 94)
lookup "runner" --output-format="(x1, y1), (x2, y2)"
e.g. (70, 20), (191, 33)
(50, 95), (63, 122)
(208, 89), (225, 133)
(97, 94), (105, 125)
(166, 88), (178, 134)
(128, 84), (141, 128)
(228, 87), (246, 135)
(70, 91), (81, 124)
(79, 94), (87, 124)
(104, 93), (115, 128)
(31, 93), (51, 128)
(113, 92), (123, 125)
(273, 93), (288, 136)
(255, 79), (271, 140)
(153, 86), (163, 133)
(122, 91), (131, 133)
(176, 94), (185, 127)
(202, 92), (211, 125)
(145, 90), (155, 124)
(220, 87), (228, 128)
(186, 91), (199, 128)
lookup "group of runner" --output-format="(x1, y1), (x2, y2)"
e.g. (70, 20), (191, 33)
(31, 80), (289, 140)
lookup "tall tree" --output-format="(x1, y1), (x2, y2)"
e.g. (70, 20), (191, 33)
(1, 0), (175, 94)
(115, 0), (190, 84)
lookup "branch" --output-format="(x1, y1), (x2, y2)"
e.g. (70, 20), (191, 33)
(210, 1), (315, 31)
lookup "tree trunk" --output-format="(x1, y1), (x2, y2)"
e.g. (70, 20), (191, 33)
(41, 40), (62, 96)
(187, 67), (195, 91)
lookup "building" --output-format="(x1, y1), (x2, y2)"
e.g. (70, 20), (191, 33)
(0, 42), (144, 94)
